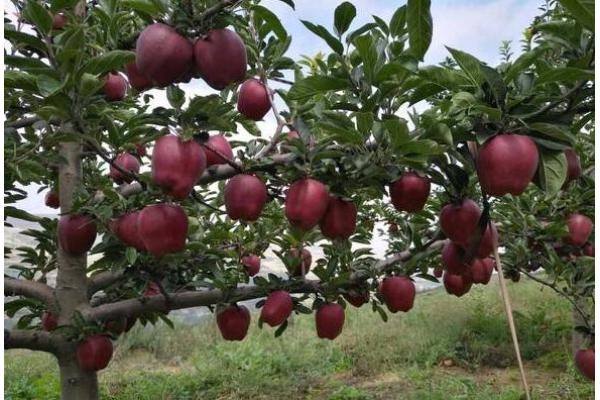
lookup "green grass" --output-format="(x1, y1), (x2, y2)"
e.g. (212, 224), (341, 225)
(5, 277), (594, 400)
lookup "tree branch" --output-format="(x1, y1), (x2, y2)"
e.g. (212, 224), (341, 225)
(197, 0), (242, 21)
(87, 270), (125, 296)
(5, 329), (58, 353)
(5, 277), (55, 306)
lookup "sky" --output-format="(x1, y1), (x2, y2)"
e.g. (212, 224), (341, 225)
(14, 0), (542, 214)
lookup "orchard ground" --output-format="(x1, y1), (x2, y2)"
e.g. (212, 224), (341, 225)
(5, 277), (592, 400)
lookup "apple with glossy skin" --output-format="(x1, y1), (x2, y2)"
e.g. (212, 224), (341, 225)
(138, 204), (188, 257)
(343, 289), (369, 308)
(260, 290), (293, 327)
(103, 72), (128, 101)
(319, 197), (357, 240)
(378, 276), (416, 313)
(470, 258), (494, 284)
(285, 178), (330, 230)
(443, 271), (473, 297)
(288, 248), (312, 276)
(564, 148), (582, 184)
(476, 133), (539, 196)
(152, 134), (206, 200)
(242, 254), (260, 276)
(125, 62), (152, 91)
(77, 335), (113, 371)
(204, 135), (234, 167)
(58, 214), (97, 256)
(41, 312), (58, 331)
(217, 305), (251, 341)
(390, 172), (430, 213)
(194, 28), (247, 90)
(441, 241), (468, 275)
(52, 13), (67, 30)
(237, 78), (271, 120)
(112, 211), (146, 251)
(136, 23), (193, 87)
(45, 190), (59, 209)
(109, 152), (140, 184)
(440, 199), (481, 247)
(565, 213), (593, 247)
(575, 348), (594, 381)
(316, 303), (345, 340)
(224, 174), (268, 222)
(583, 243), (594, 257)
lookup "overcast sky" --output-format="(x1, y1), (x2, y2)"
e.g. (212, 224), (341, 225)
(15, 0), (541, 215)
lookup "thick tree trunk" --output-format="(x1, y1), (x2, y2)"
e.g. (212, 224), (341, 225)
(58, 353), (99, 400)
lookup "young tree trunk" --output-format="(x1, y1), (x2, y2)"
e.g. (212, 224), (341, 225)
(571, 301), (586, 354)
(58, 352), (99, 400)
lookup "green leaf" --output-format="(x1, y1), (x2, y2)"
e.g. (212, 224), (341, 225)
(536, 67), (594, 85)
(355, 112), (373, 135)
(409, 82), (444, 105)
(346, 22), (378, 44)
(534, 150), (568, 195)
(389, 6), (406, 37)
(166, 85), (185, 109)
(23, 1), (53, 35)
(383, 118), (410, 150)
(424, 122), (453, 146)
(253, 5), (287, 41)
(354, 35), (378, 83)
(288, 76), (348, 100)
(125, 247), (138, 265)
(5, 206), (43, 223)
(276, 0), (295, 9)
(50, 0), (80, 11)
(406, 0), (432, 61)
(83, 50), (135, 75)
(558, 0), (594, 31)
(121, 0), (167, 17)
(334, 2), (356, 36)
(274, 319), (288, 337)
(480, 65), (507, 109)
(528, 122), (575, 145)
(301, 20), (344, 55)
(446, 46), (484, 85)
(4, 29), (46, 53)
(505, 46), (548, 82)
(36, 74), (63, 96)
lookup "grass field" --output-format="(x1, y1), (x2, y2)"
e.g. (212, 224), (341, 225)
(5, 277), (594, 400)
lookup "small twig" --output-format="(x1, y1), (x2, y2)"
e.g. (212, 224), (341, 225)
(201, 142), (243, 172)
(83, 137), (141, 184)
(518, 81), (588, 119)
(269, 76), (294, 85)
(197, 0), (242, 21)
(191, 190), (226, 214)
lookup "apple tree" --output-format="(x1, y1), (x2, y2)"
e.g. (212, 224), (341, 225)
(4, 0), (595, 399)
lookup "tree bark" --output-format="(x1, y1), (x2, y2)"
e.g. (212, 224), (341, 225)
(58, 352), (99, 400)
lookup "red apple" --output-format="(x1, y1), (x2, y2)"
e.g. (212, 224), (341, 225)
(319, 197), (357, 240)
(76, 334), (113, 371)
(103, 72), (127, 101)
(315, 303), (345, 340)
(443, 271), (473, 297)
(52, 13), (67, 30)
(125, 62), (152, 91)
(285, 178), (330, 230)
(104, 316), (131, 335)
(575, 348), (594, 381)
(388, 222), (398, 234)
(135, 23), (193, 87)
(138, 203), (188, 257)
(474, 222), (499, 259)
(194, 28), (247, 90)
(378, 276), (416, 313)
(112, 211), (146, 251)
(143, 281), (161, 297)
(58, 214), (97, 256)
(470, 258), (494, 284)
(45, 190), (60, 209)
(288, 248), (312, 276)
(390, 171), (430, 213)
(583, 243), (594, 257)
(441, 241), (468, 275)
(224, 174), (267, 222)
(440, 199), (481, 247)
(242, 254), (260, 276)
(433, 267), (443, 278)
(476, 133), (539, 196)
(41, 312), (58, 331)
(151, 134), (206, 200)
(565, 213), (593, 247)
(204, 135), (234, 167)
(237, 78), (271, 120)
(564, 148), (582, 184)
(343, 289), (369, 308)
(216, 305), (251, 341)
(260, 290), (293, 327)
(109, 152), (140, 184)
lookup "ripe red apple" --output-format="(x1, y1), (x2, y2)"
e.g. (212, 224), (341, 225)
(470, 258), (494, 285)
(443, 271), (472, 297)
(433, 267), (443, 278)
(441, 241), (468, 275)
(343, 289), (369, 308)
(565, 213), (593, 247)
(260, 290), (293, 327)
(58, 214), (97, 256)
(315, 303), (345, 340)
(204, 135), (234, 167)
(143, 281), (161, 297)
(76, 334), (113, 371)
(52, 13), (67, 30)
(319, 197), (357, 240)
(390, 171), (430, 213)
(224, 174), (267, 222)
(194, 28), (247, 90)
(474, 222), (499, 258)
(575, 348), (594, 381)
(288, 248), (312, 276)
(135, 23), (193, 87)
(583, 243), (594, 257)
(242, 254), (261, 276)
(138, 203), (188, 257)
(388, 222), (398, 234)
(237, 78), (271, 120)
(45, 190), (59, 209)
(151, 134), (206, 200)
(112, 211), (146, 251)
(41, 311), (58, 331)
(476, 133), (539, 196)
(216, 305), (251, 341)
(103, 72), (127, 101)
(285, 178), (330, 230)
(440, 199), (481, 247)
(109, 152), (140, 184)
(125, 62), (152, 91)
(564, 148), (582, 184)
(378, 276), (416, 313)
